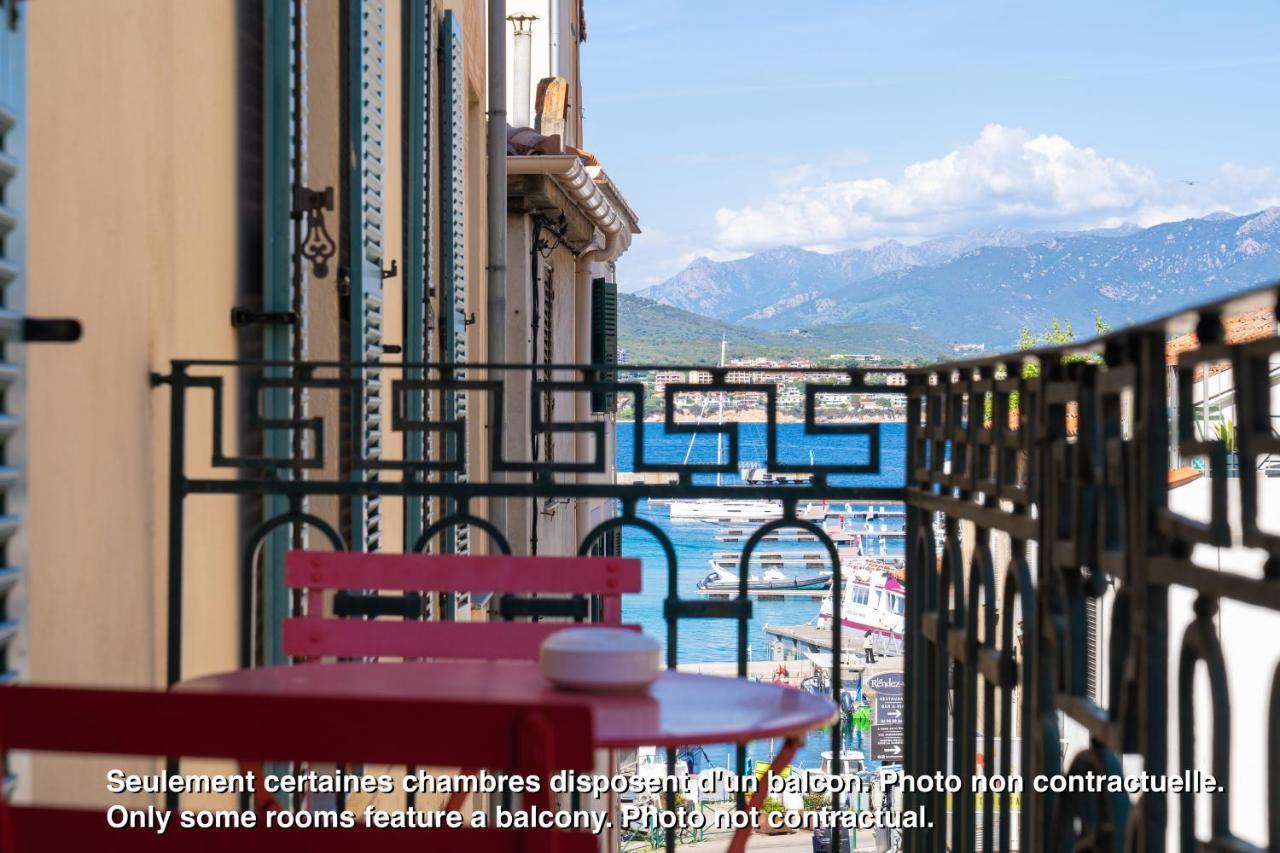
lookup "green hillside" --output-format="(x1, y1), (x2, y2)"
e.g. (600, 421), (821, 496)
(617, 292), (949, 365)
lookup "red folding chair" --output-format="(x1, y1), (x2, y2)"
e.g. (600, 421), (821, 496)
(0, 683), (596, 852)
(282, 551), (643, 662)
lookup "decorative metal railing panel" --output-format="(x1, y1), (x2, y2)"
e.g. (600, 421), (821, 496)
(157, 279), (1280, 851)
(902, 281), (1279, 852)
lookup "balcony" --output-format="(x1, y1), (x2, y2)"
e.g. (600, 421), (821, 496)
(149, 281), (1280, 851)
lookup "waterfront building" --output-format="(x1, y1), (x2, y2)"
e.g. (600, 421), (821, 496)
(653, 370), (686, 395)
(17, 0), (635, 802)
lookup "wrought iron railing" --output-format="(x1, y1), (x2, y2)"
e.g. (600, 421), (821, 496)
(903, 281), (1279, 852)
(155, 279), (1280, 851)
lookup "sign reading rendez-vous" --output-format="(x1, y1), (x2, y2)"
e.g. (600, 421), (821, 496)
(865, 670), (904, 696)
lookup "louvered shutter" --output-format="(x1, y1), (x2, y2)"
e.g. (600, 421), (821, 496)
(440, 11), (468, 577)
(403, 0), (433, 562)
(347, 0), (386, 553)
(591, 278), (618, 413)
(0, 2), (26, 687)
(258, 0), (307, 666)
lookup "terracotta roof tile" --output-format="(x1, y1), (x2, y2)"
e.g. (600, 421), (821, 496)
(1165, 307), (1275, 367)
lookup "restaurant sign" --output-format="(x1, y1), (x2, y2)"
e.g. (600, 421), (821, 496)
(865, 670), (904, 696)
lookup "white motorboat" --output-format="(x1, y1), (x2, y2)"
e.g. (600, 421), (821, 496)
(697, 564), (831, 592)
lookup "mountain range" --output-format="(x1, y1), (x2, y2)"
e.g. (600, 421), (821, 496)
(617, 293), (950, 364)
(632, 210), (1280, 349)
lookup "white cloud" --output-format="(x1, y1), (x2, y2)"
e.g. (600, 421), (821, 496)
(713, 124), (1280, 251)
(770, 148), (870, 190)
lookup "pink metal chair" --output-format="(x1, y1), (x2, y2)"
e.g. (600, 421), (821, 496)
(282, 551), (643, 662)
(0, 683), (596, 852)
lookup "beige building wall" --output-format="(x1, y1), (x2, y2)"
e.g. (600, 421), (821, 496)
(501, 216), (583, 557)
(303, 0), (346, 534)
(25, 0), (244, 803)
(17, 0), (617, 804)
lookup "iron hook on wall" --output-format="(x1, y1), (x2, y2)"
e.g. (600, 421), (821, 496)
(292, 185), (336, 278)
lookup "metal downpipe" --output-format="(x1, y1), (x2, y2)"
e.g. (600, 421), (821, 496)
(487, 0), (508, 541)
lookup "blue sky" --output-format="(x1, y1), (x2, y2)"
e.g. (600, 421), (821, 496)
(580, 0), (1280, 289)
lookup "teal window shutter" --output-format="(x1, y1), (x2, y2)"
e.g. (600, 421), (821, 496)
(347, 0), (386, 554)
(440, 11), (468, 573)
(0, 2), (26, 688)
(258, 0), (304, 666)
(402, 0), (433, 563)
(591, 278), (618, 413)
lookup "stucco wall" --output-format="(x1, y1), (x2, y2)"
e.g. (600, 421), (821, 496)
(25, 0), (244, 803)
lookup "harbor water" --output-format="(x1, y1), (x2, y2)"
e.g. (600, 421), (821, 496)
(615, 421), (907, 772)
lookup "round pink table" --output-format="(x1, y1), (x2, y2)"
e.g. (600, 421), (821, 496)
(179, 660), (837, 852)
(179, 660), (836, 748)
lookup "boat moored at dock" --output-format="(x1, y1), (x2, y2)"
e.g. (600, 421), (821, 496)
(817, 562), (906, 641)
(696, 564), (831, 593)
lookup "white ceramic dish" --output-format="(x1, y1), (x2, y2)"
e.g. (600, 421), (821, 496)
(539, 627), (661, 693)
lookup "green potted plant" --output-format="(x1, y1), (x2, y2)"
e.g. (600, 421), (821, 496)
(1212, 418), (1239, 478)
(803, 791), (830, 813)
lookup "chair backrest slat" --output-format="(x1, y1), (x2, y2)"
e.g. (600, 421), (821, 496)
(7, 809), (599, 853)
(284, 551), (641, 596)
(282, 550), (643, 662)
(0, 686), (593, 772)
(0, 685), (597, 852)
(283, 618), (640, 661)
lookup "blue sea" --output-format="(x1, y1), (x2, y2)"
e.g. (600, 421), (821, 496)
(614, 421), (906, 771)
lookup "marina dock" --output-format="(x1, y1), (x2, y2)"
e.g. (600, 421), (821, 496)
(614, 471), (678, 486)
(710, 550), (833, 565)
(764, 622), (905, 661)
(695, 587), (828, 600)
(717, 527), (906, 543)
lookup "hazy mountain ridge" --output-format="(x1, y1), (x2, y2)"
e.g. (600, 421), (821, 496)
(637, 210), (1280, 347)
(617, 293), (949, 364)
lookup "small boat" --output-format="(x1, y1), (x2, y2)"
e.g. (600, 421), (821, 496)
(668, 499), (783, 521)
(697, 564), (831, 592)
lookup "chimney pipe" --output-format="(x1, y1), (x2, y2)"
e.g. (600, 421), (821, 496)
(549, 0), (560, 78)
(509, 15), (537, 128)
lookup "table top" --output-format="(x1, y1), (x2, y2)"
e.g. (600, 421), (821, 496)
(177, 661), (837, 749)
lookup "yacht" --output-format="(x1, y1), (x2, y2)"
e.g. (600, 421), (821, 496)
(817, 562), (906, 640)
(668, 499), (783, 521)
